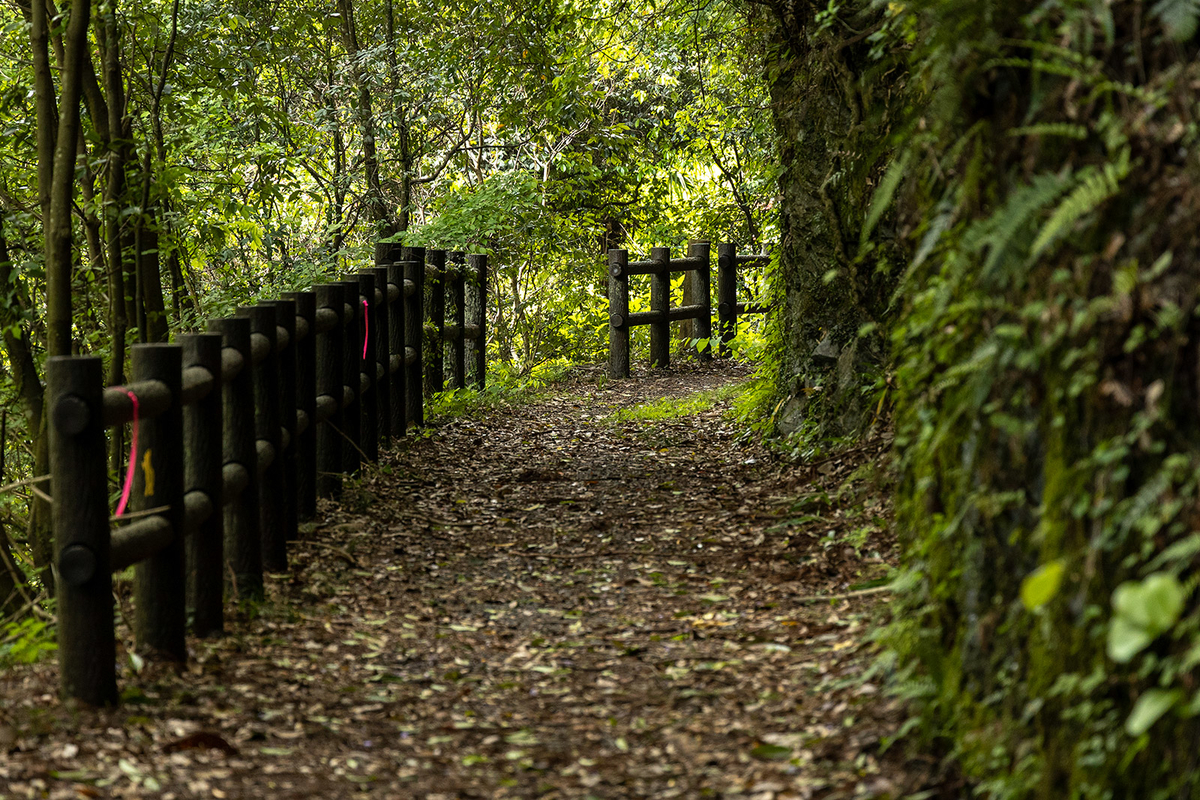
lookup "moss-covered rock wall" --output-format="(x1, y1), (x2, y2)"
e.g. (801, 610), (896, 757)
(879, 2), (1200, 795)
(763, 0), (904, 438)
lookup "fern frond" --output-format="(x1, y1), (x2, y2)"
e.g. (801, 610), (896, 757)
(1030, 148), (1129, 258)
(1152, 0), (1200, 41)
(1008, 123), (1088, 140)
(979, 171), (1071, 279)
(861, 149), (913, 245)
(1001, 38), (1103, 71)
(982, 57), (1092, 81)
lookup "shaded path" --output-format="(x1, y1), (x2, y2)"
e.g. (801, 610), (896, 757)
(1, 362), (938, 799)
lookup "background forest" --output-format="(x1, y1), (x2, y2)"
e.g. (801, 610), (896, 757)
(7, 0), (1200, 796)
(0, 0), (775, 600)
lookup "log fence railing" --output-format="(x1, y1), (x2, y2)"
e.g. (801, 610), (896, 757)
(716, 244), (772, 359)
(48, 244), (486, 705)
(607, 241), (771, 377)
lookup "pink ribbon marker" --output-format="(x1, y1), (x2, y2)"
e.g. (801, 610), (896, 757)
(114, 388), (139, 517)
(362, 298), (370, 360)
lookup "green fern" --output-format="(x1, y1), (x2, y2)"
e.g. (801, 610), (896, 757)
(861, 149), (913, 245)
(1001, 38), (1104, 71)
(1030, 148), (1130, 258)
(956, 171), (1070, 285)
(1007, 123), (1088, 140)
(1153, 0), (1200, 41)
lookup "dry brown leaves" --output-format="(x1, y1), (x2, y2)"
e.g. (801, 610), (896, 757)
(0, 361), (952, 799)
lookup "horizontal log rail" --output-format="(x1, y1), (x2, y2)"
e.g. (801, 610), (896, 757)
(48, 244), (490, 706)
(608, 243), (712, 376)
(607, 241), (772, 376)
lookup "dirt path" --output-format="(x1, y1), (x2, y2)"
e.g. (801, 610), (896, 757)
(1, 362), (942, 799)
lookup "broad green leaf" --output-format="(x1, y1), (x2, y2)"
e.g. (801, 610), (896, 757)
(1107, 617), (1154, 663)
(1126, 689), (1181, 737)
(1020, 560), (1064, 610)
(1112, 574), (1184, 633)
(1108, 573), (1186, 662)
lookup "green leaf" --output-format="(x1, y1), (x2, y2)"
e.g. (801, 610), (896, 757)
(1107, 616), (1154, 663)
(1020, 560), (1064, 610)
(1126, 689), (1181, 737)
(861, 149), (912, 245)
(1113, 573), (1184, 633)
(749, 743), (792, 761)
(1107, 573), (1186, 662)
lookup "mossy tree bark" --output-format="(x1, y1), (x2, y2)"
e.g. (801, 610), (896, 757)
(763, 1), (903, 437)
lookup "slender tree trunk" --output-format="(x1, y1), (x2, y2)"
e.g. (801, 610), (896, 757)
(45, 0), (91, 357)
(336, 0), (394, 238)
(78, 130), (106, 299)
(97, 9), (130, 387)
(0, 220), (43, 614)
(30, 0), (55, 226)
(29, 0), (92, 590)
(135, 149), (169, 343)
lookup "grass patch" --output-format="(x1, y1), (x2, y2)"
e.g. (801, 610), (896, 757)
(611, 382), (746, 423)
(426, 358), (576, 421)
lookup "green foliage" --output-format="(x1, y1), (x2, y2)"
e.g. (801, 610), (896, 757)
(877, 1), (1200, 796)
(1107, 573), (1185, 663)
(1019, 560), (1064, 611)
(0, 614), (56, 666)
(425, 358), (575, 421)
(611, 383), (743, 423)
(1152, 0), (1200, 40)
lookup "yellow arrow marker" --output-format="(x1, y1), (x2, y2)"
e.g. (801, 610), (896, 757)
(142, 448), (155, 497)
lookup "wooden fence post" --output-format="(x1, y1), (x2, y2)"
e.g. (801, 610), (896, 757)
(426, 249), (446, 394)
(467, 253), (487, 389)
(314, 284), (344, 497)
(717, 243), (737, 357)
(240, 304), (285, 574)
(386, 257), (407, 436)
(650, 246), (671, 369)
(608, 249), (630, 379)
(355, 272), (378, 463)
(283, 291), (317, 520)
(48, 355), (116, 705)
(130, 343), (186, 662)
(370, 264), (391, 442)
(209, 317), (260, 601)
(688, 240), (713, 362)
(403, 247), (426, 427)
(338, 279), (362, 475)
(449, 251), (466, 389)
(267, 299), (298, 545)
(181, 333), (224, 637)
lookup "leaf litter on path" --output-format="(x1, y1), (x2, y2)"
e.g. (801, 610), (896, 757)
(0, 361), (955, 799)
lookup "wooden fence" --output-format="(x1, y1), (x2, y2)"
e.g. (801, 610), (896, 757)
(716, 244), (771, 358)
(606, 241), (771, 377)
(47, 244), (486, 705)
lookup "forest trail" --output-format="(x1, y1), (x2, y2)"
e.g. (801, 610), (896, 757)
(1, 362), (944, 799)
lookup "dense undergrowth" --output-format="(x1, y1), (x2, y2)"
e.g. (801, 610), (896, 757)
(871, 2), (1200, 796)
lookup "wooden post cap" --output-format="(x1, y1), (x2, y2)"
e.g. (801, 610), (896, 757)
(52, 394), (91, 435)
(58, 543), (97, 586)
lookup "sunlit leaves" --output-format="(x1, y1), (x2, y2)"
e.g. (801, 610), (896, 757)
(1107, 573), (1185, 663)
(1020, 560), (1064, 611)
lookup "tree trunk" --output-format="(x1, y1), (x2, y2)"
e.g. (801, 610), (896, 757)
(764, 0), (901, 437)
(336, 0), (394, 239)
